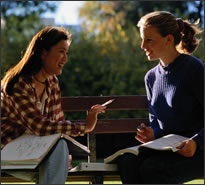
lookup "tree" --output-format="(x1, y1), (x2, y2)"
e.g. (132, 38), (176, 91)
(77, 1), (204, 157)
(188, 1), (204, 27)
(78, 1), (204, 87)
(1, 1), (57, 77)
(78, 1), (204, 101)
(79, 1), (204, 32)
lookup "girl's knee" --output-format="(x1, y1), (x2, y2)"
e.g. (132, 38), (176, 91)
(56, 138), (68, 147)
(117, 153), (138, 170)
(54, 139), (69, 155)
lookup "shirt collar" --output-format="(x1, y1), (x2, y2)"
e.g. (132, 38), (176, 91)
(159, 54), (185, 73)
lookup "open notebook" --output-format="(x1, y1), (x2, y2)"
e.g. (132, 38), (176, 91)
(104, 134), (189, 163)
(1, 133), (90, 169)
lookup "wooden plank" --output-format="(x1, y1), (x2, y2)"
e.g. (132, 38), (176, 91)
(71, 118), (149, 134)
(93, 118), (149, 133)
(61, 95), (148, 112)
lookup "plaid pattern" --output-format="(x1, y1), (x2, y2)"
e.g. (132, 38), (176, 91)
(1, 75), (85, 149)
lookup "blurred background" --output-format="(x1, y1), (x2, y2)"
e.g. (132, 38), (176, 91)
(1, 1), (204, 159)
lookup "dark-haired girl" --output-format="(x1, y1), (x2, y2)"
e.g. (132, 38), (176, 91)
(1, 26), (106, 184)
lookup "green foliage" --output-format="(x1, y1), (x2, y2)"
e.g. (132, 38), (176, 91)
(1, 1), (204, 121)
(59, 23), (156, 120)
(193, 31), (204, 61)
(1, 1), (57, 78)
(1, 1), (204, 157)
(60, 1), (204, 121)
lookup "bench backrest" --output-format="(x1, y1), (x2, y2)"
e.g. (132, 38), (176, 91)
(61, 95), (149, 134)
(61, 95), (149, 161)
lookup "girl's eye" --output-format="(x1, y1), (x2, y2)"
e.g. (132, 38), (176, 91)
(59, 50), (68, 55)
(60, 50), (67, 55)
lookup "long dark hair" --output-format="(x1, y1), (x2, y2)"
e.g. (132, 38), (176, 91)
(1, 26), (72, 95)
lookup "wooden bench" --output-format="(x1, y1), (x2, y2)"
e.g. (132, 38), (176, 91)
(1, 95), (203, 184)
(1, 95), (148, 184)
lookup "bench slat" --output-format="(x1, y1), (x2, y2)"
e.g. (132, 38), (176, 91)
(92, 118), (149, 134)
(71, 118), (149, 134)
(61, 95), (148, 112)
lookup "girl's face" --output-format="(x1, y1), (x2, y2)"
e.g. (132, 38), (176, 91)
(140, 26), (170, 62)
(41, 40), (69, 76)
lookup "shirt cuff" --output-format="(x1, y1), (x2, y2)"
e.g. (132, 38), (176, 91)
(152, 127), (162, 139)
(70, 122), (86, 136)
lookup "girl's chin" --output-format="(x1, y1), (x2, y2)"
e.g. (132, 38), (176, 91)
(55, 70), (63, 75)
(147, 56), (153, 61)
(147, 56), (158, 61)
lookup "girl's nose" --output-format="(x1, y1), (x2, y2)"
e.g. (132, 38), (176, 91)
(141, 40), (145, 49)
(63, 54), (68, 63)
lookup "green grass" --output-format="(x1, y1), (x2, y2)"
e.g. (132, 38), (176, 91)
(65, 181), (122, 184)
(2, 179), (203, 184)
(64, 179), (203, 184)
(2, 158), (203, 184)
(184, 179), (204, 184)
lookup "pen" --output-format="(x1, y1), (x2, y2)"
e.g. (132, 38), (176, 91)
(101, 99), (115, 106)
(137, 125), (145, 130)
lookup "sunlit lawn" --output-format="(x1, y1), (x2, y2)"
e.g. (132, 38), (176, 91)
(2, 179), (204, 184)
(67, 179), (205, 184)
(2, 159), (203, 185)
(184, 179), (204, 184)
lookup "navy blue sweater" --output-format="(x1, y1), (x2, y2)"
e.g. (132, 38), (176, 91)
(145, 54), (204, 150)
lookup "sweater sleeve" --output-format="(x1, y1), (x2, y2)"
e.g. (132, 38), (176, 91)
(192, 129), (204, 151)
(145, 72), (163, 139)
(189, 61), (204, 150)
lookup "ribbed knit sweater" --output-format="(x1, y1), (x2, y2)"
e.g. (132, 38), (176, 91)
(145, 54), (204, 150)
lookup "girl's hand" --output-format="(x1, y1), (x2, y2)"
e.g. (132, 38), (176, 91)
(176, 139), (197, 157)
(68, 155), (72, 170)
(85, 104), (106, 133)
(135, 123), (154, 143)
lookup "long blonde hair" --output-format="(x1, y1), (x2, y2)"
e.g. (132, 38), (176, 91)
(1, 26), (72, 95)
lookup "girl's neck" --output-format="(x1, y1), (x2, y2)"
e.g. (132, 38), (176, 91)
(160, 50), (181, 67)
(35, 69), (48, 84)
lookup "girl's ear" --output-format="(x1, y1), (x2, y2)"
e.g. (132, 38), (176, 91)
(41, 49), (47, 60)
(167, 34), (174, 43)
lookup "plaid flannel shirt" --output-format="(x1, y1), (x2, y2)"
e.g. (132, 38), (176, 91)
(1, 75), (85, 149)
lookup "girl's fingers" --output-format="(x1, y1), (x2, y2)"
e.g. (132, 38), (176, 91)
(91, 104), (106, 109)
(89, 105), (106, 114)
(90, 104), (106, 111)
